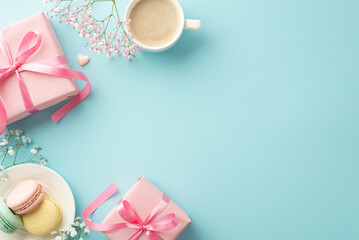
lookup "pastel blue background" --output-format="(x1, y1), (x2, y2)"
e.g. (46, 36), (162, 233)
(1, 0), (359, 239)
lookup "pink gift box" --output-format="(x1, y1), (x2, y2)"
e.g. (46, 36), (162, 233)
(0, 12), (79, 125)
(102, 177), (191, 240)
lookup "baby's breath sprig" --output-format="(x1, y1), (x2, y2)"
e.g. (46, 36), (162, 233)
(52, 216), (91, 240)
(0, 129), (47, 182)
(44, 0), (141, 60)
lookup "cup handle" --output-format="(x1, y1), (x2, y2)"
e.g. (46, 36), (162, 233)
(184, 19), (201, 31)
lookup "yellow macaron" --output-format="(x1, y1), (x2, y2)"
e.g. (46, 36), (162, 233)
(22, 197), (62, 235)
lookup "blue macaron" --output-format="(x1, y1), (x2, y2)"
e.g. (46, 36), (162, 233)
(0, 197), (22, 234)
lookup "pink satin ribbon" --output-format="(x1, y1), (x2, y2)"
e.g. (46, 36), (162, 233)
(0, 30), (91, 135)
(83, 185), (179, 240)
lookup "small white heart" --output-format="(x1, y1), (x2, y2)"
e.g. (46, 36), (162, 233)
(77, 54), (90, 66)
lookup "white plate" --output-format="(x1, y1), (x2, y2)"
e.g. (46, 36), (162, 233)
(0, 164), (76, 240)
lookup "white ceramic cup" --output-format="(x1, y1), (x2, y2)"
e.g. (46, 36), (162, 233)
(124, 0), (201, 52)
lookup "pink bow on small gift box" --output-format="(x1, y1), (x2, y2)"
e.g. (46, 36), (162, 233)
(83, 177), (191, 240)
(0, 13), (91, 135)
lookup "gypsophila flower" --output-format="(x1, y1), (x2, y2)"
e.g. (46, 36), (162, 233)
(0, 129), (47, 178)
(70, 229), (78, 237)
(72, 221), (80, 227)
(0, 139), (8, 146)
(84, 228), (91, 235)
(45, 0), (138, 60)
(53, 217), (90, 240)
(8, 149), (14, 156)
(15, 129), (22, 136)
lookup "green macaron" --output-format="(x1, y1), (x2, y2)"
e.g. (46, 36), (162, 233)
(0, 197), (22, 234)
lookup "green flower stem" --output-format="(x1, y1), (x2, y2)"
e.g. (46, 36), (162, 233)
(13, 145), (20, 165)
(1, 152), (8, 166)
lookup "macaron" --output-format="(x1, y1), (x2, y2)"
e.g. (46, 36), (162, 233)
(22, 197), (62, 235)
(0, 198), (22, 234)
(6, 180), (44, 215)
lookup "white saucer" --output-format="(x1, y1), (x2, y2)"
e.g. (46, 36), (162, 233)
(0, 164), (76, 240)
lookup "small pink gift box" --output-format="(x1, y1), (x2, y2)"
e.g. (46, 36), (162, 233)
(83, 177), (191, 240)
(0, 12), (90, 132)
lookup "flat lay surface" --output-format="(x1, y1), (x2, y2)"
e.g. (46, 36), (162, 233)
(1, 0), (359, 239)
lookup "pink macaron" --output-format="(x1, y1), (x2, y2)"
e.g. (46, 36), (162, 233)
(6, 180), (45, 215)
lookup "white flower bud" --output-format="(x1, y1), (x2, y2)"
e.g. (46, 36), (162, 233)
(8, 149), (14, 156)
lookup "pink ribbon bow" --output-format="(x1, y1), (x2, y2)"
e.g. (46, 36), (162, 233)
(0, 30), (91, 135)
(83, 185), (179, 240)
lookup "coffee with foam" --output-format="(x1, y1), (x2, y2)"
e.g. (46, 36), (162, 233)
(129, 0), (180, 47)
